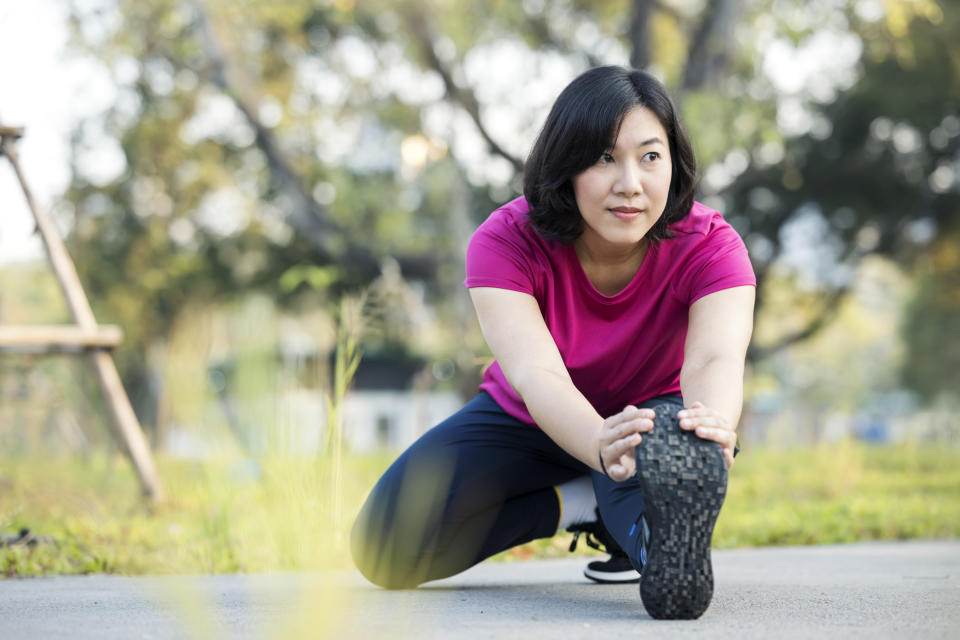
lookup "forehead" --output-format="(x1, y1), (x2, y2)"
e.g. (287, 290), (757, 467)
(611, 106), (669, 147)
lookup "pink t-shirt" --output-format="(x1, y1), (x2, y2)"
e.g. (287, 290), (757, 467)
(463, 196), (756, 425)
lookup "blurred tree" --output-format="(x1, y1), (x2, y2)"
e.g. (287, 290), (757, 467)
(63, 0), (467, 429)
(722, 0), (960, 360)
(900, 232), (960, 402)
(59, 0), (959, 432)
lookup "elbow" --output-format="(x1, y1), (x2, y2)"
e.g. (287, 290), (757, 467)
(502, 365), (536, 402)
(679, 356), (711, 387)
(502, 364), (567, 402)
(679, 355), (744, 389)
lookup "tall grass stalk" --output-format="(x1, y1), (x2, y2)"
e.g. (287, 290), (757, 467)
(325, 294), (365, 547)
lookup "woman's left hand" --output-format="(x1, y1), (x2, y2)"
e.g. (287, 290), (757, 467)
(677, 401), (737, 469)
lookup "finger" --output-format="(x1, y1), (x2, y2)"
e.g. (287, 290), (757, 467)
(617, 406), (655, 422)
(622, 417), (654, 433)
(693, 426), (737, 448)
(618, 417), (653, 433)
(678, 407), (721, 420)
(606, 463), (632, 481)
(700, 426), (736, 445)
(607, 452), (637, 481)
(622, 405), (642, 419)
(605, 432), (642, 460)
(602, 418), (654, 445)
(678, 401), (708, 421)
(601, 433), (642, 480)
(604, 409), (636, 430)
(679, 415), (724, 430)
(679, 412), (729, 431)
(723, 448), (734, 470)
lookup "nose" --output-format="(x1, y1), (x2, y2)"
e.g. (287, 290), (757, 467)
(613, 160), (644, 198)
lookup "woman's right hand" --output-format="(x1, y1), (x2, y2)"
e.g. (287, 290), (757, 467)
(597, 406), (655, 481)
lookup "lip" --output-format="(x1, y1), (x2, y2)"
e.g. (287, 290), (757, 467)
(610, 207), (642, 220)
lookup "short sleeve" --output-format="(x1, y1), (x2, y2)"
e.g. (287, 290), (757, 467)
(676, 222), (756, 305)
(463, 212), (539, 296)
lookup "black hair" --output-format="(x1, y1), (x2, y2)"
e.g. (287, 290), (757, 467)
(523, 66), (697, 244)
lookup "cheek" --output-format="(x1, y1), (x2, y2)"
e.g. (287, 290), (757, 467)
(573, 174), (604, 207)
(654, 166), (673, 200)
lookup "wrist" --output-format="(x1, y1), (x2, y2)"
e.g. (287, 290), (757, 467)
(598, 448), (609, 478)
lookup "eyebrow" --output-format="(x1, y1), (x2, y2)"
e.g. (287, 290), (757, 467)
(608, 136), (665, 150)
(636, 136), (664, 147)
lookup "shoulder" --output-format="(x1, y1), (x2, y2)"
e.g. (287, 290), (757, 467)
(661, 201), (756, 302)
(667, 201), (737, 239)
(465, 196), (560, 294)
(660, 201), (746, 258)
(472, 196), (560, 254)
(477, 196), (536, 237)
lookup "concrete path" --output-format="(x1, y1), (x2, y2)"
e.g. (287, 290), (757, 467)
(1, 541), (958, 639)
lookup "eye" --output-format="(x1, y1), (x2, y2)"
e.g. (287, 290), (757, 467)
(642, 151), (661, 162)
(597, 152), (615, 165)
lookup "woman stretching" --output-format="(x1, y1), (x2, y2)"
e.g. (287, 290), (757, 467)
(351, 65), (756, 620)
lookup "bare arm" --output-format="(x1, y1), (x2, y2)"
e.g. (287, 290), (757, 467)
(469, 287), (652, 477)
(678, 285), (756, 467)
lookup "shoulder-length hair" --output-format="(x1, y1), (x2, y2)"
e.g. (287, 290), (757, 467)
(523, 66), (697, 244)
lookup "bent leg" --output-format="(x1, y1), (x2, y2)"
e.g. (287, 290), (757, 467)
(351, 392), (588, 588)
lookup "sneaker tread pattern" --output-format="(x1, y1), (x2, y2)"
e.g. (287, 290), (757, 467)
(635, 403), (727, 620)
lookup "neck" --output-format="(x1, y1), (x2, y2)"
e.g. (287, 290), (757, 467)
(574, 235), (649, 269)
(573, 236), (650, 296)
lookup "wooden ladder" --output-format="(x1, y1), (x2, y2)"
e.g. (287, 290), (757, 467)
(0, 124), (163, 501)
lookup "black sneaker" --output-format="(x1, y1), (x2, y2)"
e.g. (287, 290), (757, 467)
(567, 508), (642, 584)
(634, 403), (728, 620)
(584, 553), (640, 583)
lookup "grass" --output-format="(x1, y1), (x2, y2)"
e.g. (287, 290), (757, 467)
(0, 453), (389, 577)
(1, 441), (958, 578)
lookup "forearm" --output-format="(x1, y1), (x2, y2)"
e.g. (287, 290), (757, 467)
(513, 369), (605, 472)
(679, 356), (746, 429)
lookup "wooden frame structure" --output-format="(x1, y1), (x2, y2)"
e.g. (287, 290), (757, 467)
(0, 124), (163, 501)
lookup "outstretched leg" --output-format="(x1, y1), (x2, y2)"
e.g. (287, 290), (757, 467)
(591, 395), (728, 618)
(634, 403), (728, 619)
(591, 395), (685, 577)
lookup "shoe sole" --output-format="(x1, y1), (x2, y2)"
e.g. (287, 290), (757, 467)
(583, 567), (641, 584)
(635, 404), (728, 619)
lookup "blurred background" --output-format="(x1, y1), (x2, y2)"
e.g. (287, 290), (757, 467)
(0, 0), (958, 576)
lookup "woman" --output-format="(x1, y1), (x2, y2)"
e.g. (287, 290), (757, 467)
(350, 66), (756, 620)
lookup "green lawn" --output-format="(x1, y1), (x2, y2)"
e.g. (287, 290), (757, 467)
(2, 441), (958, 577)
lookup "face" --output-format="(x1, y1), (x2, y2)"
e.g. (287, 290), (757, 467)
(572, 106), (673, 257)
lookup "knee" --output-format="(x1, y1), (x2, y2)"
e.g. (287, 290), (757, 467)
(350, 497), (424, 590)
(349, 449), (460, 589)
(349, 510), (394, 588)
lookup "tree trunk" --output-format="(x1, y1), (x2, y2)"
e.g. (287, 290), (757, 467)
(629, 0), (655, 70)
(683, 0), (738, 90)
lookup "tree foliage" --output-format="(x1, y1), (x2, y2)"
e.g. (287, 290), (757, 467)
(724, 0), (960, 358)
(900, 234), (960, 401)
(59, 0), (960, 425)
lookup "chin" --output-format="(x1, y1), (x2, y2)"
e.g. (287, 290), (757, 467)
(612, 223), (652, 240)
(604, 233), (648, 247)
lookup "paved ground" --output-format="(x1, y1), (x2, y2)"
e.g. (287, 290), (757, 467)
(1, 541), (957, 639)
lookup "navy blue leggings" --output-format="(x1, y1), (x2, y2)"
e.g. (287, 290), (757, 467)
(350, 391), (683, 588)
